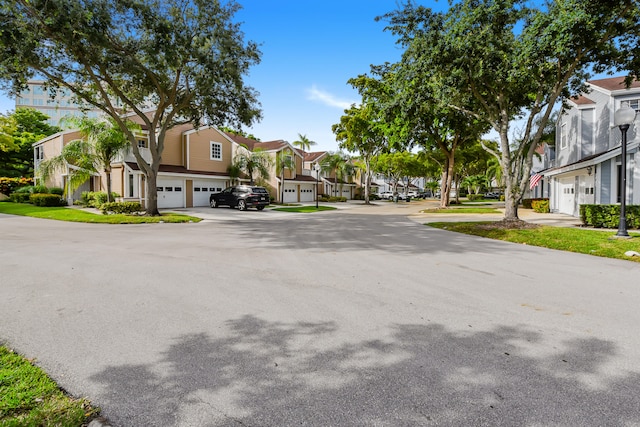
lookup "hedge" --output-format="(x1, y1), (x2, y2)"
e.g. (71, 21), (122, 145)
(100, 202), (144, 215)
(80, 191), (119, 208)
(531, 199), (550, 213)
(580, 204), (640, 229)
(30, 193), (66, 207)
(467, 194), (483, 201)
(319, 195), (347, 202)
(522, 198), (548, 209)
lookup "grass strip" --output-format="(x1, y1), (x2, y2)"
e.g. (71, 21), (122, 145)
(0, 202), (200, 223)
(271, 205), (337, 213)
(428, 221), (640, 262)
(0, 346), (98, 426)
(422, 207), (502, 214)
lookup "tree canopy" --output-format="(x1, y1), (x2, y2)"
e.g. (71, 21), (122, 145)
(0, 108), (61, 177)
(0, 0), (261, 214)
(381, 0), (640, 220)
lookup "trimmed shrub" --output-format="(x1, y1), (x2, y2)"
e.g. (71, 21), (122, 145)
(30, 193), (65, 207)
(80, 191), (119, 208)
(522, 198), (548, 209)
(101, 201), (143, 215)
(319, 195), (347, 202)
(48, 187), (64, 195)
(467, 194), (483, 201)
(531, 199), (550, 213)
(10, 192), (31, 203)
(32, 185), (48, 194)
(580, 204), (640, 229)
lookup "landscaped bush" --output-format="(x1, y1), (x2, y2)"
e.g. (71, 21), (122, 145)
(80, 191), (119, 208)
(29, 193), (65, 207)
(48, 187), (64, 195)
(531, 199), (550, 213)
(467, 194), (483, 201)
(319, 195), (347, 202)
(100, 201), (143, 215)
(10, 192), (31, 203)
(580, 204), (640, 229)
(0, 177), (33, 196)
(32, 184), (48, 194)
(522, 198), (548, 209)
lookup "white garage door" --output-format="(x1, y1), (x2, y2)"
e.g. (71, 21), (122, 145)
(193, 180), (225, 207)
(283, 184), (297, 203)
(299, 184), (314, 202)
(157, 179), (184, 208)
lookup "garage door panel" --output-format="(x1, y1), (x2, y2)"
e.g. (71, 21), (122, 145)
(193, 180), (225, 207)
(157, 179), (184, 208)
(299, 184), (314, 202)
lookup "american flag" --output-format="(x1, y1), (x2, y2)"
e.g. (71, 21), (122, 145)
(529, 173), (543, 189)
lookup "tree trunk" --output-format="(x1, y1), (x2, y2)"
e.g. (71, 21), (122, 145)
(105, 167), (112, 203)
(499, 117), (519, 221)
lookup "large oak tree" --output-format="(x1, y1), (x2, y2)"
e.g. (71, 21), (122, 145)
(0, 0), (261, 215)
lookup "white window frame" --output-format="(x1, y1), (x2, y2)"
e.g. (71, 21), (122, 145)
(210, 141), (222, 161)
(560, 123), (568, 150)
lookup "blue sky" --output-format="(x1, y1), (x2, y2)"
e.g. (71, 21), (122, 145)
(0, 1), (450, 152)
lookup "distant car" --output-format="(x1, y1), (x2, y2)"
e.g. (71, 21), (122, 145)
(210, 185), (270, 211)
(407, 191), (419, 198)
(484, 192), (501, 199)
(378, 191), (394, 200)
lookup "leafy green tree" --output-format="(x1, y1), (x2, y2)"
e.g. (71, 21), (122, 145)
(382, 0), (639, 220)
(232, 147), (272, 186)
(38, 117), (132, 201)
(0, 0), (261, 215)
(334, 72), (393, 204)
(372, 151), (419, 195)
(0, 108), (61, 177)
(292, 134), (316, 152)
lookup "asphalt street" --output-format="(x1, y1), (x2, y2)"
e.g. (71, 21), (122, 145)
(1, 204), (640, 426)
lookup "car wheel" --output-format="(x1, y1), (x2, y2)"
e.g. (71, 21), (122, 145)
(257, 206), (265, 211)
(237, 200), (247, 211)
(210, 199), (218, 208)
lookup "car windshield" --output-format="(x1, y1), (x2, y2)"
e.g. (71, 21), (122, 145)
(251, 187), (268, 194)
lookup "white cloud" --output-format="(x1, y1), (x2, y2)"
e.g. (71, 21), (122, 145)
(306, 85), (355, 110)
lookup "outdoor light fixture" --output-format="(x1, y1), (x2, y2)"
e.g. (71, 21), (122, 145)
(614, 105), (637, 237)
(314, 163), (319, 209)
(586, 166), (593, 176)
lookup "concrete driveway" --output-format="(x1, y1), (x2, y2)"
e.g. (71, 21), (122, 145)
(1, 207), (639, 426)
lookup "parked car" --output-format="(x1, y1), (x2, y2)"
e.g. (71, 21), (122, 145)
(378, 191), (394, 200)
(210, 185), (270, 211)
(484, 192), (501, 199)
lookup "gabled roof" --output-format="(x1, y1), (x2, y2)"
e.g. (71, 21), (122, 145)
(303, 151), (327, 162)
(569, 95), (595, 106)
(588, 76), (640, 91)
(223, 132), (288, 152)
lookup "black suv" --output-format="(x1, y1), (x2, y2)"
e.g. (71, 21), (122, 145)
(210, 186), (270, 211)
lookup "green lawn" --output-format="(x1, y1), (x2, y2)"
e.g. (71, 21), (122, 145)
(428, 221), (640, 262)
(422, 207), (502, 214)
(0, 346), (98, 426)
(0, 202), (200, 223)
(271, 205), (337, 213)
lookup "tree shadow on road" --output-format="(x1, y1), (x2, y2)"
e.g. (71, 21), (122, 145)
(90, 315), (640, 426)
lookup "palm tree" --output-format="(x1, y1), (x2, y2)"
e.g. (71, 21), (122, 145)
(320, 152), (353, 197)
(38, 117), (132, 202)
(292, 133), (317, 152)
(276, 150), (296, 203)
(232, 147), (272, 185)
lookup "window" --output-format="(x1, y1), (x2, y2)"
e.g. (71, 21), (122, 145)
(32, 85), (44, 95)
(560, 123), (568, 150)
(194, 187), (201, 192)
(32, 98), (44, 106)
(210, 142), (222, 160)
(128, 174), (134, 198)
(137, 139), (147, 149)
(622, 98), (640, 113)
(17, 97), (30, 105)
(35, 146), (44, 161)
(174, 186), (182, 192)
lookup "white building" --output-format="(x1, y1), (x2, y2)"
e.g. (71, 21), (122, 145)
(15, 80), (102, 126)
(543, 77), (640, 216)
